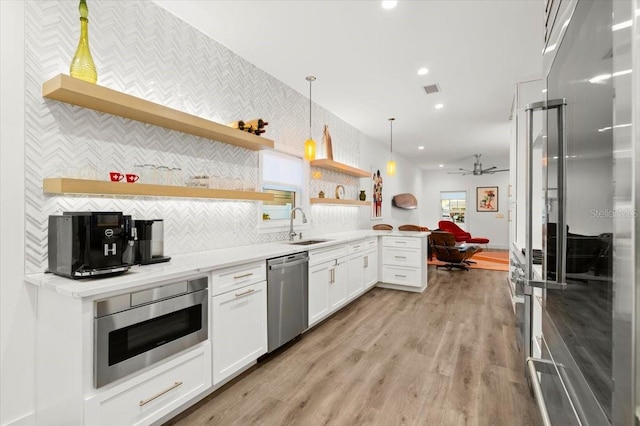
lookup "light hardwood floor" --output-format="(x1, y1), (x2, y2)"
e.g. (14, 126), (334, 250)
(165, 266), (541, 426)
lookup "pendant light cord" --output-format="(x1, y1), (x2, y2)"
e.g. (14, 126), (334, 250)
(309, 79), (312, 139)
(389, 117), (395, 156)
(306, 75), (316, 140)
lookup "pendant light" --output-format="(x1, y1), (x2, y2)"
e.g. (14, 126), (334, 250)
(387, 117), (396, 176)
(304, 75), (317, 160)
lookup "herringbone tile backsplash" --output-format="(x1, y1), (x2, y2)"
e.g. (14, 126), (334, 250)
(24, 0), (365, 274)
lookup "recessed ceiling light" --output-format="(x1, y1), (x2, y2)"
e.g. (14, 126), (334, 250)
(439, 164), (444, 168)
(542, 89), (548, 93)
(418, 146), (424, 150)
(417, 67), (429, 75)
(435, 103), (444, 109)
(381, 1), (397, 10)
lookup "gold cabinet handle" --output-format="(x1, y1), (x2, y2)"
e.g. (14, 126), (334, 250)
(139, 381), (182, 406)
(235, 288), (255, 298)
(233, 272), (253, 280)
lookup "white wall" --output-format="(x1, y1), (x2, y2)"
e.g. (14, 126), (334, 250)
(421, 169), (510, 249)
(1, 3), (34, 426)
(358, 141), (424, 229)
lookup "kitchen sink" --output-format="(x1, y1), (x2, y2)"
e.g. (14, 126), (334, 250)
(289, 239), (331, 246)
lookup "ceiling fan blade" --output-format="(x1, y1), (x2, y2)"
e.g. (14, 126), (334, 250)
(484, 168), (509, 174)
(482, 166), (497, 172)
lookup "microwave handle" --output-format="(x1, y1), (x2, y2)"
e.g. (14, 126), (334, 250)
(524, 99), (567, 290)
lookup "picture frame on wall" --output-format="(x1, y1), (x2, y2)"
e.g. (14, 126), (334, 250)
(476, 186), (498, 212)
(371, 167), (383, 219)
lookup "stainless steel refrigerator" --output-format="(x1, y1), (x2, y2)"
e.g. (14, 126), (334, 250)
(521, 0), (636, 424)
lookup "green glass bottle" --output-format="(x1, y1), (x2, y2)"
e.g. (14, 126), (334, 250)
(70, 0), (97, 83)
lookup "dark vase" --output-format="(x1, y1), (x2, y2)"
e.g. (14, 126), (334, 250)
(359, 190), (366, 201)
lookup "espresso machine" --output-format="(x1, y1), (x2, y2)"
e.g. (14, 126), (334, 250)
(48, 211), (135, 278)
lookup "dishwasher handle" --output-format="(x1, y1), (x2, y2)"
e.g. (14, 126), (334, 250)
(268, 257), (309, 270)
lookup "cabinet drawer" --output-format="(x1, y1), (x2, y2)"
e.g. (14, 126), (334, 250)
(382, 247), (421, 267)
(85, 345), (211, 426)
(382, 236), (421, 249)
(382, 265), (421, 287)
(347, 239), (365, 254)
(309, 243), (347, 265)
(364, 237), (378, 250)
(210, 261), (266, 296)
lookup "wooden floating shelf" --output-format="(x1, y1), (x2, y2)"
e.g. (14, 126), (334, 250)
(43, 178), (274, 202)
(42, 74), (274, 151)
(310, 159), (370, 178)
(310, 198), (371, 206)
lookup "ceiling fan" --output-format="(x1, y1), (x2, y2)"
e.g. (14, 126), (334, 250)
(448, 154), (509, 176)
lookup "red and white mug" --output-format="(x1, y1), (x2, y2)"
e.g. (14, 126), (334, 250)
(109, 171), (124, 182)
(126, 173), (139, 183)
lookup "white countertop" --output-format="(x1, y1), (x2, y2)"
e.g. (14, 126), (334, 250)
(25, 229), (429, 298)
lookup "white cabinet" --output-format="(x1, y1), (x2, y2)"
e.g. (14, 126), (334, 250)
(331, 258), (347, 310)
(308, 258), (347, 327)
(508, 79), (543, 312)
(379, 236), (428, 293)
(346, 238), (378, 298)
(210, 260), (267, 385)
(309, 260), (332, 326)
(363, 248), (378, 289)
(211, 281), (267, 385)
(85, 344), (211, 426)
(509, 79), (543, 254)
(308, 243), (348, 327)
(346, 240), (366, 300)
(34, 273), (212, 426)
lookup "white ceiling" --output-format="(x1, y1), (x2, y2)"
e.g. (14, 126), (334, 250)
(153, 0), (543, 171)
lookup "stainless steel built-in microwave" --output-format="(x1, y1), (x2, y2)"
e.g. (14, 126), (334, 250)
(94, 277), (208, 388)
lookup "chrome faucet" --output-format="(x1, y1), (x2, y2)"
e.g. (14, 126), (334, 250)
(289, 207), (308, 241)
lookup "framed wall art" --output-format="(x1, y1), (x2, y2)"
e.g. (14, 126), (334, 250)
(476, 186), (498, 212)
(372, 167), (383, 219)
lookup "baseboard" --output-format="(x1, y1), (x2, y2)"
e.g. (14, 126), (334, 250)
(376, 282), (427, 293)
(1, 412), (35, 426)
(487, 244), (509, 251)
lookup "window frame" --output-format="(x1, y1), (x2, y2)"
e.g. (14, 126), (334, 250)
(258, 150), (309, 233)
(440, 190), (467, 229)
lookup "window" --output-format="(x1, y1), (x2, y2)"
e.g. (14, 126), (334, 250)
(440, 191), (466, 227)
(259, 151), (306, 231)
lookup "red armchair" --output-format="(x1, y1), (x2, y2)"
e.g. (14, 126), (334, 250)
(437, 221), (489, 245)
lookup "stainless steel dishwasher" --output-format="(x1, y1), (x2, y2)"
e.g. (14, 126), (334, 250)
(266, 252), (309, 352)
